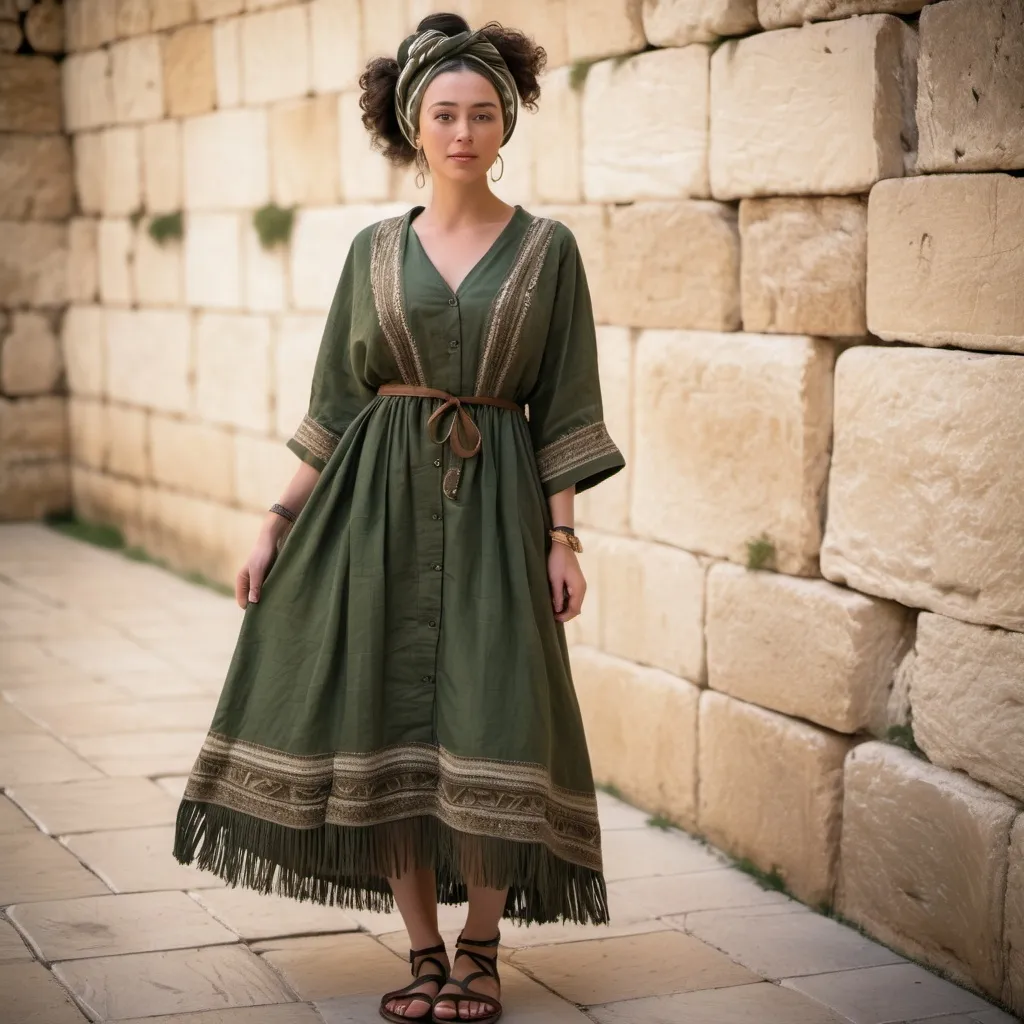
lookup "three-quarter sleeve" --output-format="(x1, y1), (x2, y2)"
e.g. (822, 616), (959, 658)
(286, 243), (375, 472)
(526, 229), (625, 497)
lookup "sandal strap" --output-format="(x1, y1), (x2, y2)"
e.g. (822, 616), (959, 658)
(409, 941), (447, 961)
(456, 932), (500, 948)
(453, 949), (499, 980)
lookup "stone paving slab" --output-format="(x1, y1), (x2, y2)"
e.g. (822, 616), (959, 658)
(66, 730), (207, 777)
(8, 890), (237, 960)
(20, 698), (217, 738)
(53, 944), (297, 1020)
(612, 865), (795, 916)
(600, 824), (728, 881)
(509, 929), (760, 1004)
(782, 962), (1000, 1023)
(590, 980), (852, 1023)
(7, 777), (180, 834)
(119, 1008), (323, 1024)
(674, 903), (907, 978)
(0, 830), (109, 905)
(0, 794), (36, 832)
(0, 915), (33, 962)
(189, 887), (361, 941)
(63, 826), (226, 893)
(0, 701), (43, 733)
(0, 734), (103, 787)
(0, 960), (88, 1023)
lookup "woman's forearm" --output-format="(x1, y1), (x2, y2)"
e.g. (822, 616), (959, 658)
(548, 485), (575, 529)
(260, 460), (321, 542)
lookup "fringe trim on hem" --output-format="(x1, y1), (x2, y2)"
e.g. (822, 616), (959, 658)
(173, 799), (610, 927)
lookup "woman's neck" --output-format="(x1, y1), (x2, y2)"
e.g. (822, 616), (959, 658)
(419, 174), (513, 230)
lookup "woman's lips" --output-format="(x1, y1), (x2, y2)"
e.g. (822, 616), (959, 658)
(449, 154), (477, 162)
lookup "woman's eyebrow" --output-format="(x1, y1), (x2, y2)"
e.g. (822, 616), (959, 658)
(428, 100), (500, 110)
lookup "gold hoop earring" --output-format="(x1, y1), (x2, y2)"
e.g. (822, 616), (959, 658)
(489, 153), (504, 183)
(415, 169), (426, 189)
(414, 149), (427, 189)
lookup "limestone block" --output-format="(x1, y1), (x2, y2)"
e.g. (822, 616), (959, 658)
(0, 20), (21, 52)
(212, 16), (242, 108)
(821, 346), (1024, 633)
(919, 0), (1024, 172)
(163, 24), (216, 119)
(101, 127), (142, 218)
(72, 466), (142, 534)
(104, 404), (149, 479)
(582, 47), (709, 201)
(837, 741), (1017, 999)
(710, 16), (917, 199)
(270, 95), (340, 207)
(24, 0), (63, 52)
(532, 67), (580, 205)
(598, 535), (706, 683)
(604, 201), (740, 330)
(867, 175), (1024, 354)
(149, 415), (235, 502)
(184, 213), (242, 310)
(643, 0), (758, 45)
(183, 109), (269, 210)
(194, 313), (272, 431)
(1006, 817), (1024, 1012)
(133, 227), (183, 307)
(740, 196), (867, 337)
(141, 121), (182, 215)
(152, 0), (195, 31)
(571, 646), (700, 829)
(0, 222), (66, 306)
(110, 36), (164, 124)
(337, 90), (393, 203)
(242, 222), (286, 312)
(574, 326), (632, 532)
(0, 395), (67, 460)
(911, 614), (1024, 803)
(195, 0), (243, 17)
(759, 0), (936, 30)
(0, 459), (70, 520)
(62, 306), (105, 398)
(65, 0), (117, 51)
(290, 204), (406, 311)
(105, 309), (191, 414)
(468, 0), (569, 69)
(707, 563), (912, 735)
(73, 132), (104, 215)
(69, 398), (106, 470)
(115, 0), (152, 36)
(359, 0), (408, 61)
(566, 0), (645, 61)
(632, 331), (834, 576)
(1, 312), (63, 397)
(97, 219), (134, 305)
(0, 54), (61, 133)
(0, 134), (72, 221)
(234, 433), (298, 510)
(62, 52), (113, 133)
(310, 0), (361, 94)
(241, 5), (310, 105)
(699, 690), (853, 907)
(275, 314), (323, 437)
(68, 220), (99, 303)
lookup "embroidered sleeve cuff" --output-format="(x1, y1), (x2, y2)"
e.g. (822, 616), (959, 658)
(534, 422), (625, 497)
(287, 414), (342, 472)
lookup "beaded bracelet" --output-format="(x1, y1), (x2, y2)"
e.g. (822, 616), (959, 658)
(269, 503), (297, 524)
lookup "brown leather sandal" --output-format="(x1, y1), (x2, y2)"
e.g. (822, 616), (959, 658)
(379, 941), (449, 1022)
(431, 932), (502, 1023)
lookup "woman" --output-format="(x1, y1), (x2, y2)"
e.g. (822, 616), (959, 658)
(173, 12), (624, 1023)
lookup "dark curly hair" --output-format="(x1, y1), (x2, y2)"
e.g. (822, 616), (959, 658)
(358, 12), (547, 167)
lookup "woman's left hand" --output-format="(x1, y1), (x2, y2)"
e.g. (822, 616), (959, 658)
(548, 543), (586, 622)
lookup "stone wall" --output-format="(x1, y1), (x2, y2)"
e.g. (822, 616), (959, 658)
(0, 0), (70, 519)
(23, 0), (1024, 1013)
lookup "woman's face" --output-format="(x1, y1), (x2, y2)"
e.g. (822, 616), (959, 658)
(417, 69), (504, 183)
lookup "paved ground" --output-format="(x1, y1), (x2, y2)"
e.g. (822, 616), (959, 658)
(0, 523), (1018, 1024)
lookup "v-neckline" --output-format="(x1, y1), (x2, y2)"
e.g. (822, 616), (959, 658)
(408, 205), (523, 298)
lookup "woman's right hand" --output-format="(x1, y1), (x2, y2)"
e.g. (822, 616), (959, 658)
(235, 531), (281, 609)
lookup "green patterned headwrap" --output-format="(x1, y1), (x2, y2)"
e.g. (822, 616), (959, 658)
(395, 28), (519, 149)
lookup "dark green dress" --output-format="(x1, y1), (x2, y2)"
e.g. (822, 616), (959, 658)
(174, 205), (624, 925)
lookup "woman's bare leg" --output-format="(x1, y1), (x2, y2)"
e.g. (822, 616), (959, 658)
(433, 883), (507, 1021)
(384, 868), (449, 1019)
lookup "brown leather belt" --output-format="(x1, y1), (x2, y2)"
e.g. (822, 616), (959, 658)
(377, 384), (522, 459)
